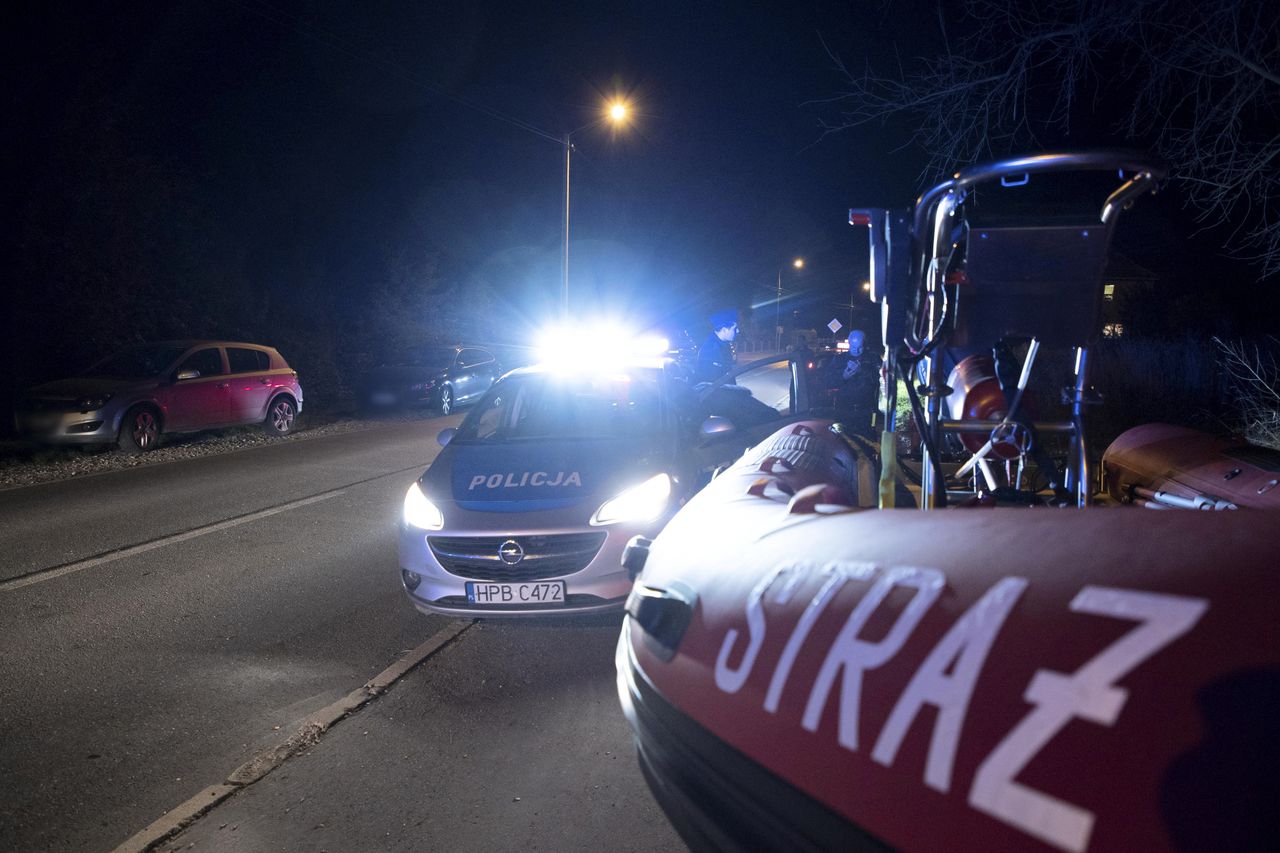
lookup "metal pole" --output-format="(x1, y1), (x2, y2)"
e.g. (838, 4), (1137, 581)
(774, 268), (782, 351)
(562, 133), (572, 321)
(920, 354), (935, 510)
(1071, 346), (1092, 507)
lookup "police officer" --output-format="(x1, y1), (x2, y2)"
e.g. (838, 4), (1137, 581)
(695, 309), (738, 384)
(831, 329), (878, 434)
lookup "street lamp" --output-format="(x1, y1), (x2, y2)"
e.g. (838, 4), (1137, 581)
(775, 257), (804, 351)
(562, 99), (630, 319)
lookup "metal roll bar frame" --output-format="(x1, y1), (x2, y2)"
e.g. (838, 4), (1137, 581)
(856, 151), (1167, 510)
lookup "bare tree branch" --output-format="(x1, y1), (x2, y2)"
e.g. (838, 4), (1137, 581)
(822, 0), (1280, 277)
(1214, 335), (1280, 448)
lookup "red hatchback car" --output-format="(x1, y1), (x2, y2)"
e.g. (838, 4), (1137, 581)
(15, 340), (304, 452)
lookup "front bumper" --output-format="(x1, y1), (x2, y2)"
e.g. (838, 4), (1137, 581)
(399, 517), (649, 618)
(13, 408), (117, 445)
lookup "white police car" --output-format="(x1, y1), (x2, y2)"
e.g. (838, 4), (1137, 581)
(398, 339), (814, 617)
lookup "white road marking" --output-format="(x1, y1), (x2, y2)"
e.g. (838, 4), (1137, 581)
(0, 490), (344, 592)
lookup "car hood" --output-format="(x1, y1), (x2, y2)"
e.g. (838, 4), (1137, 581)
(427, 437), (665, 513)
(26, 376), (156, 399)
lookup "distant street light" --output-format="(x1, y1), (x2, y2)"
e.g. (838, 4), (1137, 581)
(562, 99), (631, 319)
(775, 257), (805, 351)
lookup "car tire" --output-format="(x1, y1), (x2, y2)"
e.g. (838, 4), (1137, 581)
(118, 406), (161, 454)
(439, 386), (454, 416)
(263, 395), (298, 436)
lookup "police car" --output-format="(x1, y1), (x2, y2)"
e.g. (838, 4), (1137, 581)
(398, 334), (815, 617)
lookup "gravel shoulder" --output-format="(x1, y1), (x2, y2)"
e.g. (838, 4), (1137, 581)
(0, 409), (443, 492)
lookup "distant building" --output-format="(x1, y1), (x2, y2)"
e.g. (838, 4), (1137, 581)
(1100, 254), (1160, 338)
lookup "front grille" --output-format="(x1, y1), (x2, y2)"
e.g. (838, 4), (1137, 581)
(428, 532), (608, 581)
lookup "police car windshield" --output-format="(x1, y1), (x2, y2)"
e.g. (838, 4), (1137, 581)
(455, 370), (664, 442)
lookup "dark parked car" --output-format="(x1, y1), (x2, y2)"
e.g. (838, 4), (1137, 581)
(13, 340), (303, 452)
(362, 345), (500, 415)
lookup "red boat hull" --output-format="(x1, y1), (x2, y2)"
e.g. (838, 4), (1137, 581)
(619, 420), (1280, 852)
(1103, 423), (1280, 509)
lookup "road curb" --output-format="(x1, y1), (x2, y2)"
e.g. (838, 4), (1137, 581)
(111, 785), (239, 853)
(109, 620), (474, 853)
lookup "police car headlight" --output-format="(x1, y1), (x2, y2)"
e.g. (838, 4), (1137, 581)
(403, 482), (444, 530)
(591, 473), (671, 526)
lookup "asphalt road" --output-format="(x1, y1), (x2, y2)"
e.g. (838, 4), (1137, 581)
(0, 417), (682, 852)
(162, 617), (679, 853)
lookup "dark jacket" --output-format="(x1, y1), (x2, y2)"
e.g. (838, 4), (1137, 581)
(695, 333), (734, 384)
(830, 352), (879, 431)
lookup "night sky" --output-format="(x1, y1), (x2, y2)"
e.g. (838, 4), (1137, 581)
(6, 1), (1272, 410)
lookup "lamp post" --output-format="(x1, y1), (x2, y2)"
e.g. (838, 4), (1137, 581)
(562, 100), (630, 319)
(774, 257), (805, 351)
(850, 280), (870, 329)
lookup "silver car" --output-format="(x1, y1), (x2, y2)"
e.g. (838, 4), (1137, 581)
(14, 340), (303, 452)
(398, 355), (813, 617)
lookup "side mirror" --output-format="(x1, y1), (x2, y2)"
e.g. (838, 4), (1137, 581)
(699, 415), (735, 440)
(175, 369), (200, 381)
(437, 427), (457, 447)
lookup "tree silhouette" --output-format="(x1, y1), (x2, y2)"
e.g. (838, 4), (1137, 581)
(820, 0), (1280, 277)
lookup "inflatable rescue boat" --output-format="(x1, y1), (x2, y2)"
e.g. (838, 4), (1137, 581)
(617, 419), (1280, 852)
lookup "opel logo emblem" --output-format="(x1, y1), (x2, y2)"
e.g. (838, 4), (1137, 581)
(498, 539), (524, 565)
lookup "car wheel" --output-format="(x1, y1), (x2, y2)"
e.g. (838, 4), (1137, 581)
(118, 406), (160, 454)
(439, 386), (454, 416)
(263, 396), (297, 436)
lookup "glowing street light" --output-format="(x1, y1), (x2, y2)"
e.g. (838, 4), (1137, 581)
(775, 257), (805, 351)
(562, 99), (631, 319)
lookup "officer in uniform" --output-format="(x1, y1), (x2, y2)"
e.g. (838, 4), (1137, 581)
(830, 329), (878, 435)
(695, 309), (738, 385)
